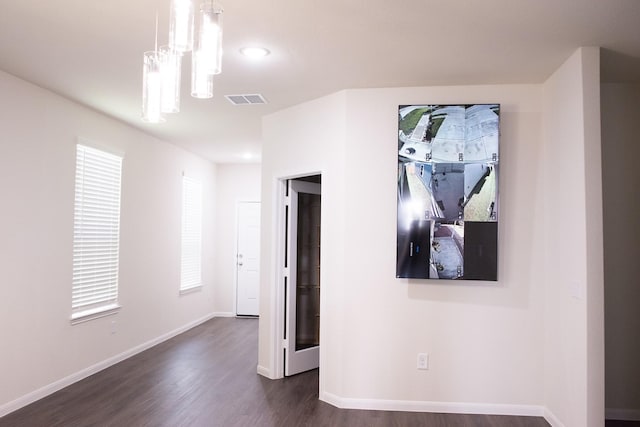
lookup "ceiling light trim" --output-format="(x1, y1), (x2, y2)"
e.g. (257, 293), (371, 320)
(239, 47), (270, 59)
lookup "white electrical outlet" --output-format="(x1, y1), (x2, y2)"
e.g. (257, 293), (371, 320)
(110, 320), (117, 335)
(417, 353), (429, 370)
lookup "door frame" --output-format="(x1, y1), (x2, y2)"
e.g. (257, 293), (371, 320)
(268, 172), (323, 380)
(284, 180), (321, 376)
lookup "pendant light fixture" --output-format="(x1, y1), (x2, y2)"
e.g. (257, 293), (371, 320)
(191, 50), (214, 98)
(141, 50), (165, 123)
(142, 1), (224, 123)
(195, 2), (223, 75)
(142, 14), (165, 123)
(169, 0), (194, 53)
(160, 45), (182, 113)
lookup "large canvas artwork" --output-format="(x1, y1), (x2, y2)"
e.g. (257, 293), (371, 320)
(396, 104), (499, 280)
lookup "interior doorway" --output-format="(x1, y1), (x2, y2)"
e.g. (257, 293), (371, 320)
(284, 175), (321, 376)
(236, 201), (260, 316)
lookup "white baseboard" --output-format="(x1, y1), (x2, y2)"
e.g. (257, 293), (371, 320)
(606, 407), (640, 421)
(321, 391), (567, 426)
(212, 312), (236, 318)
(321, 391), (546, 418)
(256, 365), (271, 378)
(543, 407), (565, 427)
(0, 312), (217, 418)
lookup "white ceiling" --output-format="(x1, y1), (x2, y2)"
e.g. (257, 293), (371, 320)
(1, 0), (639, 163)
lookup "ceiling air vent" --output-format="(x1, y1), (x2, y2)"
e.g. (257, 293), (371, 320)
(225, 94), (267, 105)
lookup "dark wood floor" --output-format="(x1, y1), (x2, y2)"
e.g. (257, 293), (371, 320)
(606, 421), (640, 427)
(0, 317), (552, 427)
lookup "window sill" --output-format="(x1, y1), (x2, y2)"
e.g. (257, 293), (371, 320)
(71, 304), (121, 325)
(179, 284), (203, 296)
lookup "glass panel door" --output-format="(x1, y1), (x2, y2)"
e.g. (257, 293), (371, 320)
(295, 192), (321, 350)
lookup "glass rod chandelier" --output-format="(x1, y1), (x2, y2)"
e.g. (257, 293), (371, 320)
(142, 0), (223, 123)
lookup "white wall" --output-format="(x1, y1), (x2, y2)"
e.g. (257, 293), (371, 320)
(541, 47), (604, 427)
(258, 91), (348, 384)
(214, 163), (261, 315)
(260, 85), (548, 410)
(259, 47), (605, 425)
(0, 70), (217, 414)
(338, 86), (546, 407)
(601, 83), (640, 419)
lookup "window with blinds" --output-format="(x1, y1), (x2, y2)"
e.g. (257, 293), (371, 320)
(71, 144), (123, 322)
(180, 175), (203, 292)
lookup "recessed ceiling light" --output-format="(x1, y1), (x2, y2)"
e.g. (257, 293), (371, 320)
(240, 47), (270, 59)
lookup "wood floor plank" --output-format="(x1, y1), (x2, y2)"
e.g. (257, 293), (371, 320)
(0, 318), (550, 427)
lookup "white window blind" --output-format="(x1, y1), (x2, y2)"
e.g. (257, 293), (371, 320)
(180, 176), (203, 292)
(72, 144), (123, 321)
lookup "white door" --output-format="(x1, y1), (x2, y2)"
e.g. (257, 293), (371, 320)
(285, 180), (321, 376)
(236, 201), (261, 316)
